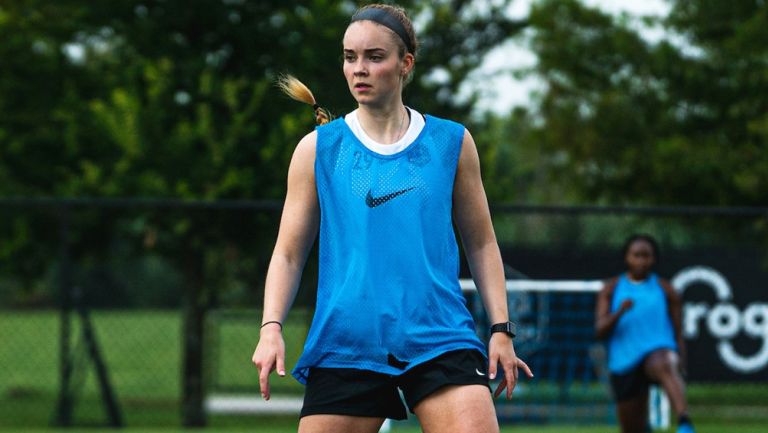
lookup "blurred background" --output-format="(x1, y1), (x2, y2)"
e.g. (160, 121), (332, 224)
(1, 0), (766, 431)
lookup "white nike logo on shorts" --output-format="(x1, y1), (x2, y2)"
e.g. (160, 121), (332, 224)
(475, 368), (486, 376)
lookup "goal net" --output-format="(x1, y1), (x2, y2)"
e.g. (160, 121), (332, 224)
(206, 278), (669, 427)
(461, 278), (614, 424)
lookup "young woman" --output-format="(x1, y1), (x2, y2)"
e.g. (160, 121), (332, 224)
(595, 234), (695, 433)
(251, 4), (532, 432)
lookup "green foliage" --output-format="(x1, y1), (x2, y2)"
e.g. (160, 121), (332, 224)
(1, 0), (525, 199)
(3, 0), (765, 211)
(0, 0), (526, 304)
(525, 0), (768, 206)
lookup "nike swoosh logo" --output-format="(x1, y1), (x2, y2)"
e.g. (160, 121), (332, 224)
(365, 187), (415, 208)
(475, 368), (486, 376)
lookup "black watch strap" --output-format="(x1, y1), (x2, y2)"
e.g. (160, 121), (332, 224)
(490, 321), (516, 338)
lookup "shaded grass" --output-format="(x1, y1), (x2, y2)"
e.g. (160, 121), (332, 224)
(688, 382), (768, 406)
(4, 424), (768, 433)
(2, 310), (768, 430)
(0, 309), (309, 427)
(1, 311), (180, 398)
(207, 309), (309, 395)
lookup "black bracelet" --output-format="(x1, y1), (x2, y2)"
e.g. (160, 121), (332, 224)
(260, 320), (283, 330)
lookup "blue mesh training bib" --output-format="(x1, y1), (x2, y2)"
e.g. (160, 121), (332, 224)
(292, 114), (486, 384)
(608, 273), (678, 373)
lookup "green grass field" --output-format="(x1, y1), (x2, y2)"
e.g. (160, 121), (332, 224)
(6, 424), (768, 433)
(2, 310), (767, 432)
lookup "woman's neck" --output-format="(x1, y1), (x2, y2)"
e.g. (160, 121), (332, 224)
(626, 271), (651, 282)
(356, 102), (409, 145)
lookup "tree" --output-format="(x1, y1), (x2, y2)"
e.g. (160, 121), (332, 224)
(0, 0), (528, 425)
(525, 0), (768, 206)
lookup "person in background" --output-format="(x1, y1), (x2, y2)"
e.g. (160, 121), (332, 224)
(595, 234), (695, 433)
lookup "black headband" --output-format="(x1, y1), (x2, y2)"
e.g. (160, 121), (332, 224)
(350, 8), (414, 54)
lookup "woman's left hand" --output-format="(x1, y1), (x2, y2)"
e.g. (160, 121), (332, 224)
(488, 333), (534, 399)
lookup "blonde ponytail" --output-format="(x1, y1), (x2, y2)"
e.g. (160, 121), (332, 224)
(276, 74), (333, 125)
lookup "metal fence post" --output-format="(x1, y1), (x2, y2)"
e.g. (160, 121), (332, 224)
(54, 206), (73, 426)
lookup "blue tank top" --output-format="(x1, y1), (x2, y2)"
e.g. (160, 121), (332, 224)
(608, 273), (677, 373)
(292, 114), (486, 384)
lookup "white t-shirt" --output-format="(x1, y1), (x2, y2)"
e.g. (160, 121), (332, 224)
(344, 107), (425, 155)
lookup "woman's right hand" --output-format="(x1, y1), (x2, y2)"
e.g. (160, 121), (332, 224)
(620, 299), (634, 312)
(251, 323), (286, 400)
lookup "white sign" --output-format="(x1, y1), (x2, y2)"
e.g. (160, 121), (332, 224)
(672, 266), (768, 374)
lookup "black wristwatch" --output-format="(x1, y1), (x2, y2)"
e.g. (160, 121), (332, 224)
(490, 321), (516, 338)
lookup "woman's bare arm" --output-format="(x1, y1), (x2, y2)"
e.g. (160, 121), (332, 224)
(594, 278), (630, 340)
(252, 131), (319, 400)
(453, 128), (532, 399)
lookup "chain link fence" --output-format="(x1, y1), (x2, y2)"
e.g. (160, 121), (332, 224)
(2, 199), (767, 428)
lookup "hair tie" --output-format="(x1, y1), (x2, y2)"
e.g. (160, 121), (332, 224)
(351, 8), (413, 54)
(261, 321), (283, 330)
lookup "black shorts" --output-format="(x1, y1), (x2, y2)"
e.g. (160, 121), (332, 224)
(300, 349), (490, 420)
(609, 362), (659, 402)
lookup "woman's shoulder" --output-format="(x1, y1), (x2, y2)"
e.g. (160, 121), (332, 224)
(313, 117), (347, 148)
(600, 275), (623, 294)
(421, 113), (467, 148)
(423, 112), (465, 129)
(648, 273), (668, 286)
(292, 130), (318, 162)
(315, 116), (346, 133)
(297, 129), (318, 146)
(654, 275), (679, 296)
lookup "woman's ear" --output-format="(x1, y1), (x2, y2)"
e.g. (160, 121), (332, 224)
(402, 52), (415, 76)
